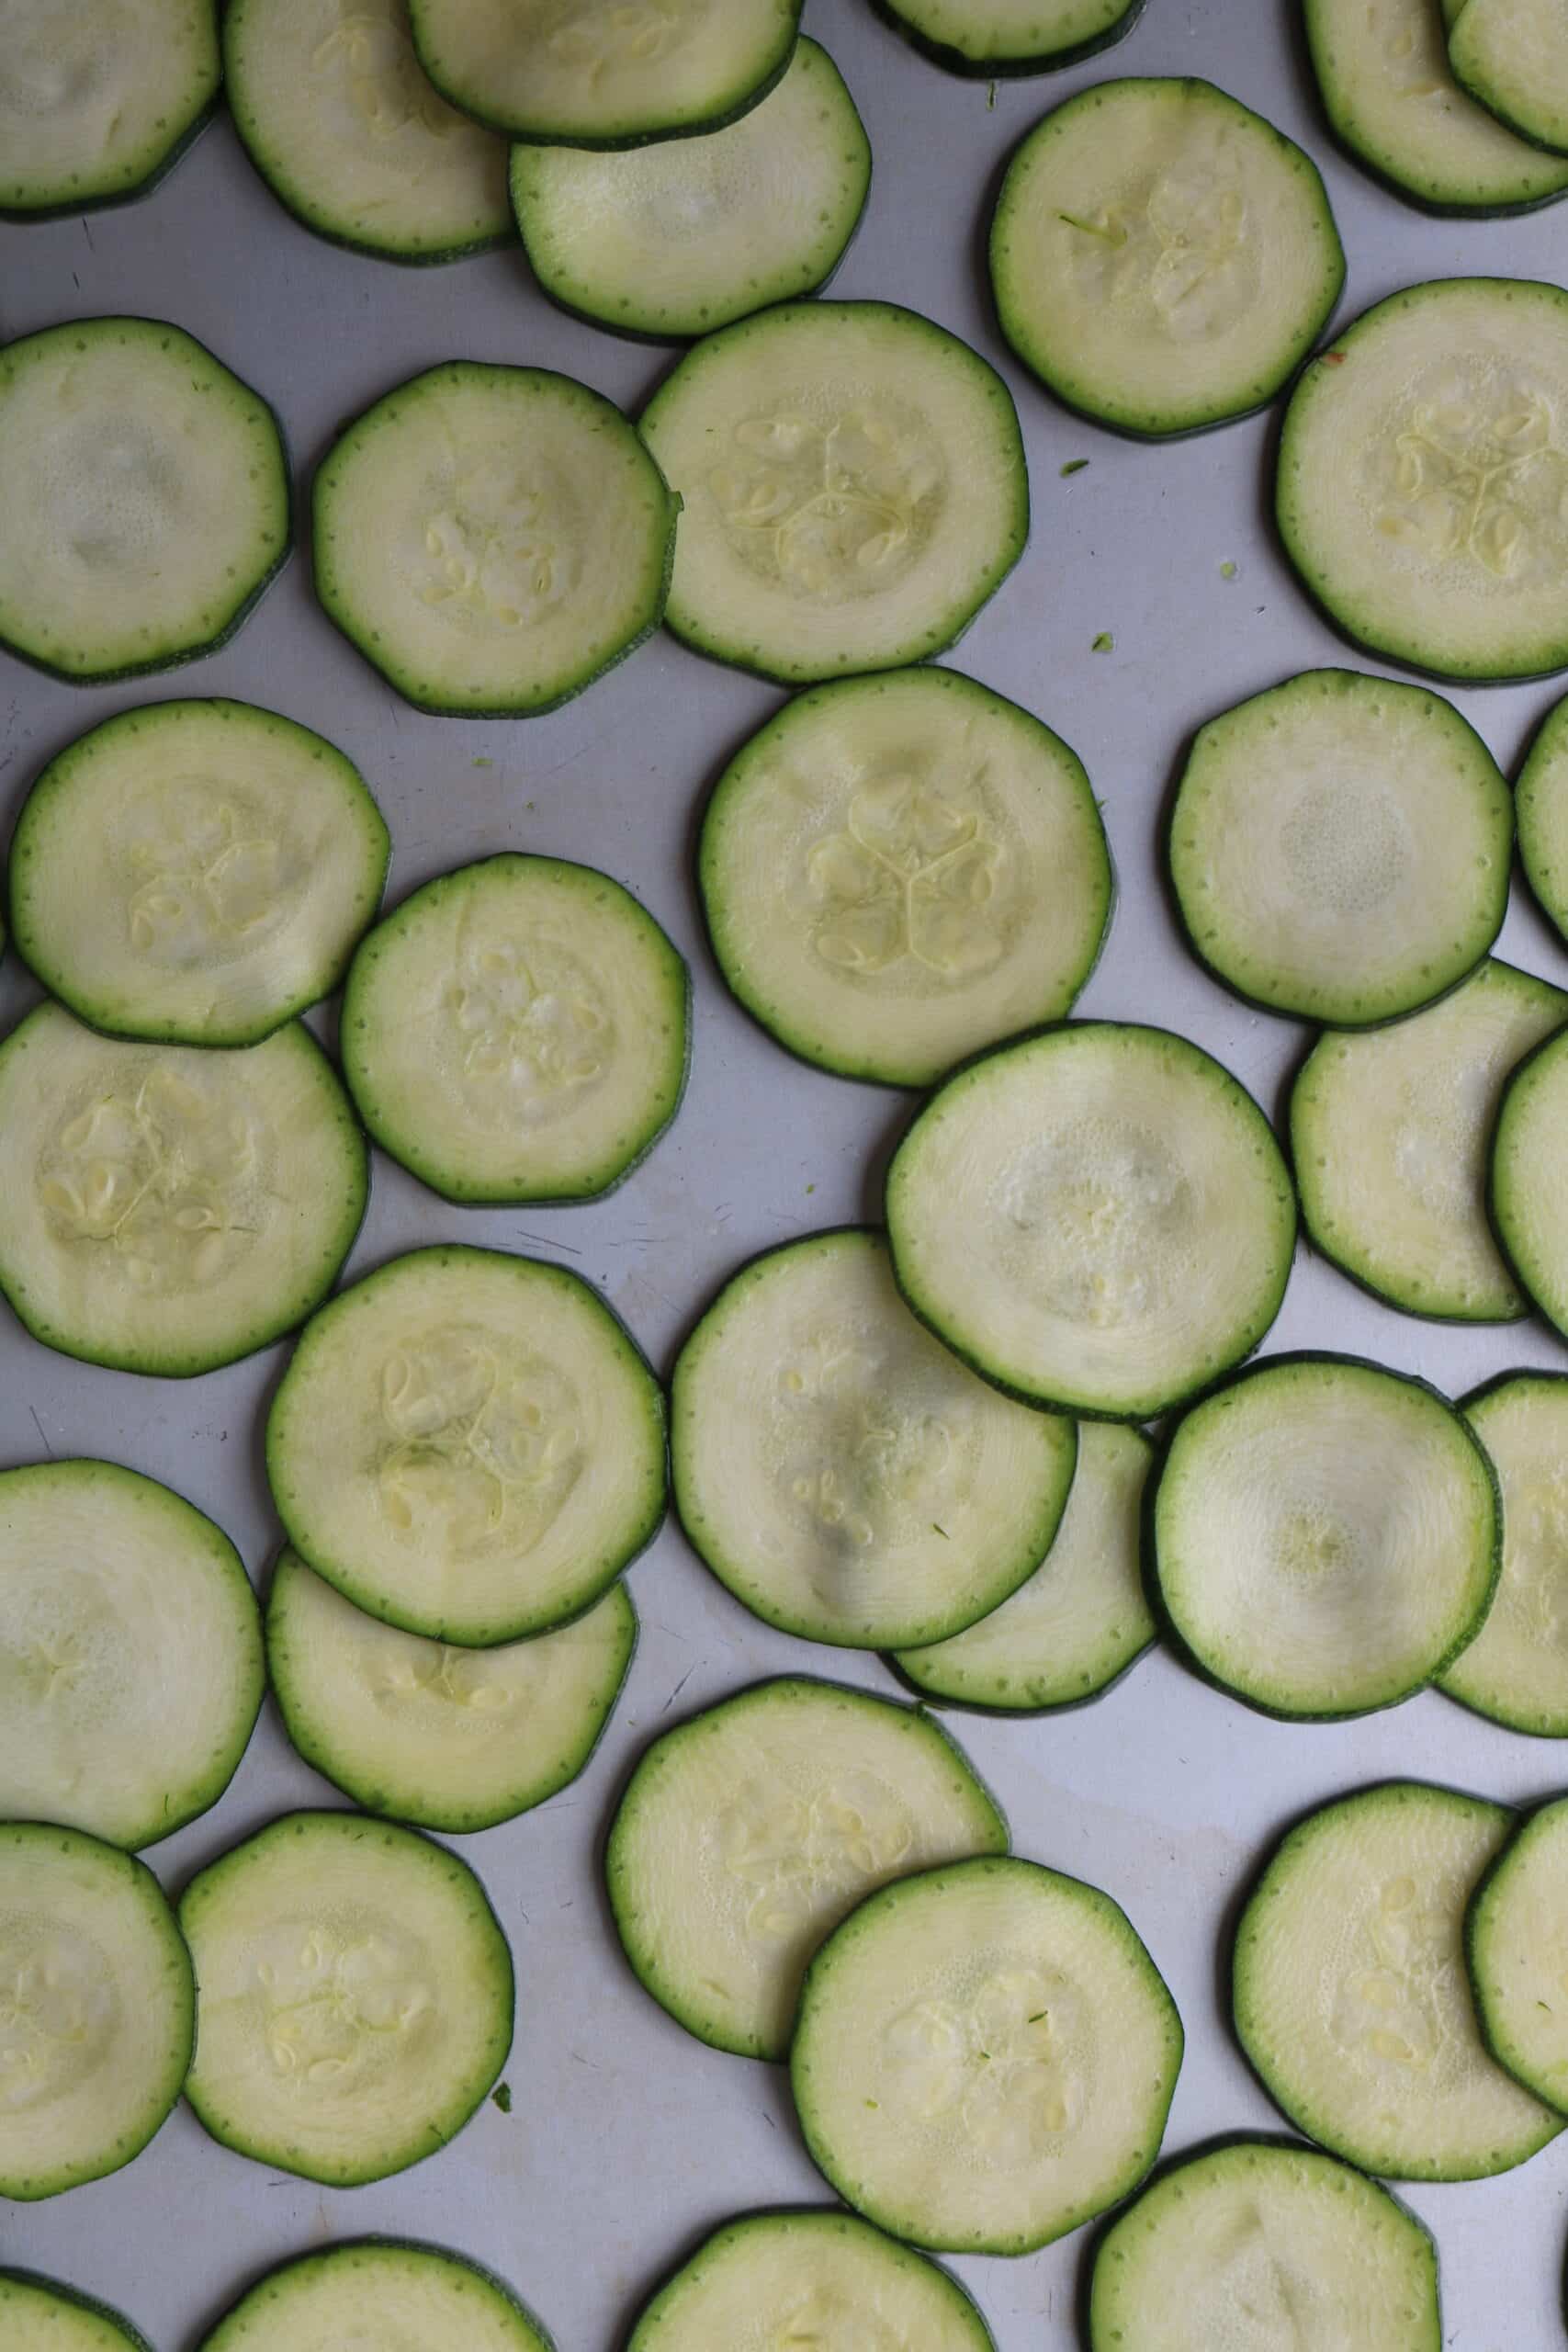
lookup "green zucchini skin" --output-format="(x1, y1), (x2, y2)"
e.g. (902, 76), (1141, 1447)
(870, 0), (1146, 78)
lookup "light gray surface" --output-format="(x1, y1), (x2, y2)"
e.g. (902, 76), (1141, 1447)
(3, 1), (1568, 2343)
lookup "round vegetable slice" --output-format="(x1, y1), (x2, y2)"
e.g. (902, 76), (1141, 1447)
(0, 1822), (193, 2199)
(267, 1546), (636, 1831)
(0, 1003), (367, 1378)
(313, 360), (677, 716)
(1, 2274), (153, 2352)
(1517, 687), (1568, 944)
(886, 1023), (1297, 1420)
(179, 1810), (513, 2186)
(8, 698), (389, 1047)
(1440, 1377), (1568, 1733)
(0, 317), (288, 684)
(698, 667), (1111, 1088)
(1492, 1025), (1568, 1337)
(671, 1228), (1077, 1649)
(1168, 668), (1512, 1027)
(341, 854), (688, 1204)
(198, 2241), (550, 2352)
(1468, 1796), (1568, 2111)
(267, 1244), (665, 1645)
(1450, 0), (1568, 157)
(991, 79), (1345, 438)
(640, 300), (1028, 685)
(1234, 1781), (1561, 2179)
(791, 1854), (1182, 2254)
(872, 0), (1144, 75)
(605, 1676), (1007, 2060)
(0, 0), (217, 218)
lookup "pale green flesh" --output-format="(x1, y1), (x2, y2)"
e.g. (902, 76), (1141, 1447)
(1468, 1798), (1568, 2111)
(880, 0), (1135, 68)
(605, 1677), (1007, 2060)
(1441, 1380), (1568, 1732)
(1450, 0), (1568, 156)
(1234, 1782), (1560, 2178)
(201, 2243), (549, 2352)
(1, 2276), (151, 2352)
(180, 1813), (512, 2186)
(1492, 1027), (1568, 1337)
(1517, 689), (1568, 942)
(0, 0), (217, 214)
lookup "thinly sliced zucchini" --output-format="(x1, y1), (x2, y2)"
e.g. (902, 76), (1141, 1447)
(267, 1245), (665, 1645)
(512, 39), (870, 341)
(1292, 961), (1567, 1320)
(0, 1823), (193, 2199)
(1467, 1796), (1568, 2111)
(1089, 2140), (1441, 2351)
(886, 1023), (1297, 1420)
(8, 699), (390, 1047)
(0, 317), (288, 684)
(1517, 688), (1568, 943)
(313, 360), (676, 716)
(267, 1547), (636, 1831)
(341, 854), (688, 1204)
(1154, 1355), (1498, 1720)
(1, 2274), (152, 2352)
(640, 300), (1028, 685)
(0, 0), (218, 218)
(1450, 0), (1568, 157)
(0, 1458), (263, 1849)
(179, 1810), (513, 2186)
(225, 0), (512, 264)
(1303, 0), (1568, 215)
(407, 0), (800, 144)
(0, 1004), (367, 1378)
(873, 0), (1144, 75)
(991, 79), (1344, 438)
(1168, 668), (1512, 1026)
(671, 1229), (1077, 1649)
(198, 2241), (550, 2352)
(605, 1676), (1007, 2060)
(1234, 1781), (1561, 2179)
(791, 1854), (1182, 2253)
(895, 1422), (1155, 1712)
(1439, 1377), (1568, 1733)
(699, 667), (1111, 1088)
(1277, 277), (1568, 683)
(1492, 1026), (1568, 1338)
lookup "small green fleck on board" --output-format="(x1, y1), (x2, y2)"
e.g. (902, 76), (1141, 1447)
(491, 2082), (513, 2113)
(1092, 631), (1114, 653)
(1061, 459), (1089, 477)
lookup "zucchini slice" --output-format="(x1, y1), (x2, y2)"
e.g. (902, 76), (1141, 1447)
(991, 79), (1344, 438)
(313, 360), (677, 716)
(1517, 687), (1568, 944)
(1234, 1781), (1561, 2179)
(511, 38), (870, 341)
(341, 854), (688, 1204)
(1277, 277), (1568, 682)
(1492, 1025), (1568, 1338)
(1439, 1376), (1568, 1734)
(886, 1023), (1297, 1420)
(1089, 2140), (1441, 2351)
(0, 1004), (367, 1378)
(0, 317), (288, 684)
(605, 1676), (1007, 2060)
(640, 300), (1028, 685)
(698, 666), (1111, 1088)
(225, 0), (512, 264)
(1154, 1355), (1499, 1720)
(1168, 667), (1512, 1027)
(267, 1244), (666, 1646)
(0, 1823), (193, 2199)
(8, 699), (390, 1047)
(791, 1854), (1182, 2254)
(179, 1811), (513, 2186)
(0, 1458), (263, 1849)
(872, 0), (1144, 75)
(1450, 0), (1568, 158)
(1291, 960), (1567, 1321)
(197, 2241), (550, 2352)
(0, 0), (218, 219)
(1468, 1796), (1568, 2111)
(894, 1421), (1156, 1713)
(671, 1228), (1077, 1649)
(267, 1547), (636, 1831)
(1, 2274), (153, 2352)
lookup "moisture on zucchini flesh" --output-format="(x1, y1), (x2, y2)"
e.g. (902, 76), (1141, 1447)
(1168, 667), (1512, 1027)
(699, 667), (1111, 1088)
(0, 0), (218, 217)
(671, 1228), (1077, 1649)
(640, 300), (1028, 685)
(180, 1811), (513, 2185)
(991, 79), (1345, 437)
(0, 317), (288, 684)
(341, 854), (688, 1204)
(8, 699), (390, 1047)
(1492, 1027), (1568, 1339)
(267, 1244), (665, 1645)
(1, 2273), (154, 2352)
(511, 39), (870, 341)
(605, 1676), (1007, 2060)
(886, 1023), (1296, 1420)
(792, 1854), (1182, 2253)
(873, 0), (1144, 75)
(225, 0), (512, 264)
(1450, 0), (1568, 158)
(1439, 1378), (1568, 1733)
(1517, 688), (1568, 944)
(267, 1547), (636, 1831)
(1292, 961), (1567, 1320)
(198, 2240), (551, 2352)
(1234, 1781), (1561, 2178)
(0, 1004), (367, 1378)
(0, 1823), (193, 2199)
(1468, 1796), (1568, 2111)
(313, 360), (677, 716)
(0, 1459), (263, 1849)
(1277, 277), (1568, 682)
